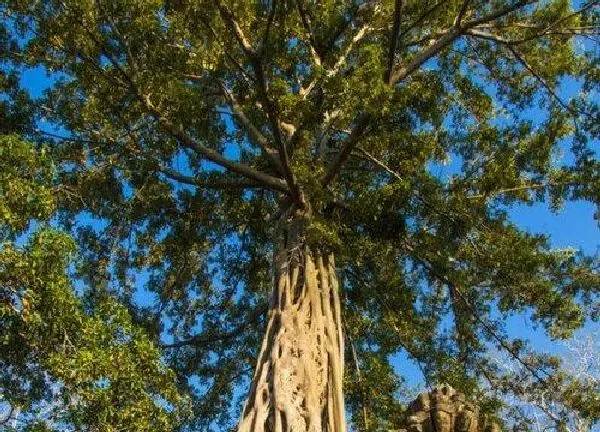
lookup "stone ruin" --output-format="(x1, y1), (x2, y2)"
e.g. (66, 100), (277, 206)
(396, 384), (501, 432)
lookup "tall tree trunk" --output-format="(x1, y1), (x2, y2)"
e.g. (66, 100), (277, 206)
(238, 216), (346, 432)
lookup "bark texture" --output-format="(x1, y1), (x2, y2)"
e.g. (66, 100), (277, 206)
(238, 219), (345, 432)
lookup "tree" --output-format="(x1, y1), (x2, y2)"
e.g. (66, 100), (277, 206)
(490, 333), (600, 432)
(1, 58), (190, 430)
(1, 0), (599, 431)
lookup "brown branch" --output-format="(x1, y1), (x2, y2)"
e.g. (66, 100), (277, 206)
(396, 1), (448, 42)
(329, 24), (370, 78)
(323, 1), (539, 187)
(33, 10), (289, 195)
(84, 26), (290, 194)
(157, 166), (267, 190)
(216, 81), (284, 174)
(214, 1), (302, 204)
(454, 0), (472, 27)
(321, 113), (371, 188)
(489, 0), (600, 45)
(466, 0), (538, 28)
(161, 305), (268, 349)
(385, 0), (403, 84)
(295, 0), (323, 66)
(468, 21), (599, 45)
(253, 68), (303, 203)
(505, 43), (574, 114)
(145, 99), (290, 194)
(261, 0), (277, 54)
(389, 1), (536, 85)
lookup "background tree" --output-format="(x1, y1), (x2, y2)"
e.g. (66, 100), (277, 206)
(1, 31), (189, 429)
(1, 0), (599, 431)
(490, 333), (599, 432)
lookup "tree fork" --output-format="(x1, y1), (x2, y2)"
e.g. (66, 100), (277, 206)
(238, 213), (346, 432)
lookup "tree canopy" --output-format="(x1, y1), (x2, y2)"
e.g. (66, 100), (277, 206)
(1, 0), (599, 431)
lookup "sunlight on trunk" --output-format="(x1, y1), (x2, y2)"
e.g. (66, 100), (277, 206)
(238, 221), (345, 432)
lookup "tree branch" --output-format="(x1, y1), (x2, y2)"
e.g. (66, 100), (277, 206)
(321, 113), (371, 188)
(389, 27), (461, 85)
(476, 0), (600, 45)
(89, 31), (290, 194)
(261, 0), (277, 55)
(295, 0), (323, 67)
(323, 0), (539, 187)
(300, 23), (370, 99)
(385, 0), (403, 84)
(390, 1), (536, 84)
(217, 81), (284, 174)
(161, 305), (268, 349)
(404, 242), (550, 385)
(468, 0), (538, 28)
(396, 1), (448, 42)
(157, 165), (267, 190)
(215, 1), (256, 58)
(215, 1), (303, 204)
(454, 0), (471, 27)
(465, 30), (577, 115)
(144, 97), (290, 194)
(353, 146), (403, 181)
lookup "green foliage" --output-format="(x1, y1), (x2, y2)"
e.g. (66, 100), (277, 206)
(0, 135), (55, 233)
(1, 229), (190, 431)
(0, 133), (189, 429)
(1, 0), (599, 430)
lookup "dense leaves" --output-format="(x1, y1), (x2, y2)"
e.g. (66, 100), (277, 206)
(0, 134), (189, 429)
(1, 229), (189, 431)
(1, 0), (599, 431)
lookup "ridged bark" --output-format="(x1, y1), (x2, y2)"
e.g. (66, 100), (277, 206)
(237, 220), (345, 432)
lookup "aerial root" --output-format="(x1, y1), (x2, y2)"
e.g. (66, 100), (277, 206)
(238, 246), (345, 432)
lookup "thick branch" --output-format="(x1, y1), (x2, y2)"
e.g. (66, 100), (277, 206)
(389, 0), (537, 84)
(215, 1), (302, 204)
(217, 82), (284, 174)
(323, 1), (539, 187)
(321, 113), (371, 188)
(385, 0), (403, 84)
(389, 27), (461, 85)
(149, 103), (290, 194)
(81, 23), (291, 194)
(253, 68), (303, 203)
